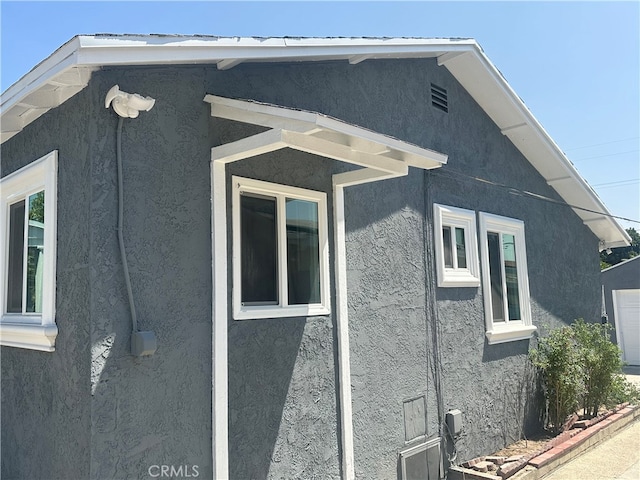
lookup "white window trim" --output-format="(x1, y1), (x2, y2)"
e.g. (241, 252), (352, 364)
(232, 176), (331, 320)
(0, 150), (58, 351)
(478, 212), (535, 344)
(433, 204), (480, 287)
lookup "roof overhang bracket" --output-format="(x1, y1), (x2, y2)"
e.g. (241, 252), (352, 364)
(204, 94), (448, 175)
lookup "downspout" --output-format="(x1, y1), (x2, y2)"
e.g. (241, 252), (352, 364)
(332, 168), (408, 480)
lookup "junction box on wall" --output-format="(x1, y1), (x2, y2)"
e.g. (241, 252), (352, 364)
(446, 409), (463, 437)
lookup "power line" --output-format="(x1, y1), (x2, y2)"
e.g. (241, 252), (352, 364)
(564, 136), (640, 152)
(572, 149), (639, 162)
(592, 179), (640, 188)
(432, 168), (640, 225)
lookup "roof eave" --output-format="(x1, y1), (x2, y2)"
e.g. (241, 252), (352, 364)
(0, 35), (631, 248)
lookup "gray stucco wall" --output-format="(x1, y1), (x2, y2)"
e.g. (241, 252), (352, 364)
(85, 68), (214, 479)
(422, 61), (602, 460)
(1, 87), (93, 480)
(2, 68), (215, 479)
(2, 55), (603, 480)
(224, 153), (341, 480)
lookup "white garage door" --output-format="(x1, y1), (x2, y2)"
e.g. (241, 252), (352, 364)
(613, 289), (640, 366)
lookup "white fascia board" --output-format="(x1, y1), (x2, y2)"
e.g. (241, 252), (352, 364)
(601, 255), (640, 273)
(73, 36), (476, 67)
(1, 37), (81, 109)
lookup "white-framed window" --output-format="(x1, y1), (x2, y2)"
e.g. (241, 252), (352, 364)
(479, 212), (536, 344)
(1, 151), (58, 351)
(433, 204), (480, 287)
(232, 176), (330, 320)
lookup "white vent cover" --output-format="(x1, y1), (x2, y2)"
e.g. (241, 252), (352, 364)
(400, 437), (442, 480)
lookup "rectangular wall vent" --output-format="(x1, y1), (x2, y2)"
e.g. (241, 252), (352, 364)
(430, 84), (448, 113)
(400, 437), (442, 480)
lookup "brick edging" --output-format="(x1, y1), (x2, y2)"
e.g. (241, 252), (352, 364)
(449, 404), (639, 480)
(524, 405), (638, 471)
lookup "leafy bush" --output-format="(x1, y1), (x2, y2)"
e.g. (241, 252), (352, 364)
(529, 325), (582, 434)
(572, 320), (623, 417)
(608, 374), (640, 407)
(530, 319), (633, 433)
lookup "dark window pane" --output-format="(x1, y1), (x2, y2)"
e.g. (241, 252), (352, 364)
(487, 232), (505, 322)
(455, 227), (467, 269)
(240, 194), (278, 305)
(26, 192), (45, 313)
(286, 199), (320, 305)
(7, 200), (26, 313)
(502, 233), (521, 320)
(442, 226), (453, 268)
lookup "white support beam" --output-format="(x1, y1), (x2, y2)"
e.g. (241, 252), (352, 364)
(211, 129), (288, 163)
(333, 168), (403, 187)
(436, 51), (467, 66)
(206, 94), (318, 124)
(546, 176), (572, 185)
(348, 54), (371, 65)
(209, 101), (321, 133)
(583, 216), (607, 224)
(333, 184), (356, 480)
(0, 114), (25, 133)
(283, 130), (408, 175)
(216, 58), (244, 70)
(500, 122), (528, 135)
(316, 116), (448, 165)
(18, 89), (65, 109)
(211, 159), (229, 480)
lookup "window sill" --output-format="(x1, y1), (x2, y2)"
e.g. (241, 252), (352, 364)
(438, 271), (481, 288)
(234, 304), (331, 320)
(0, 322), (58, 352)
(485, 324), (537, 345)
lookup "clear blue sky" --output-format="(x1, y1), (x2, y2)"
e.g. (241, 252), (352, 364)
(1, 1), (639, 230)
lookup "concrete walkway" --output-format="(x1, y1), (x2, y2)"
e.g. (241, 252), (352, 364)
(623, 365), (640, 389)
(543, 417), (640, 480)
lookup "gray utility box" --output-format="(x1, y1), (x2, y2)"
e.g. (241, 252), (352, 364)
(446, 409), (463, 437)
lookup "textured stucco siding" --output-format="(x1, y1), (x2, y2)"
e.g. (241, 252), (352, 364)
(85, 68), (214, 479)
(208, 59), (446, 479)
(421, 60), (602, 460)
(224, 154), (341, 480)
(1, 55), (603, 480)
(1, 88), (93, 479)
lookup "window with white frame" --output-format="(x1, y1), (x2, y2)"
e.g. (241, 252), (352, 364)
(232, 176), (330, 320)
(433, 204), (480, 287)
(1, 151), (58, 351)
(478, 212), (535, 344)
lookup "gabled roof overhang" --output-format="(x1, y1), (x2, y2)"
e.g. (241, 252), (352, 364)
(204, 94), (447, 182)
(0, 35), (630, 248)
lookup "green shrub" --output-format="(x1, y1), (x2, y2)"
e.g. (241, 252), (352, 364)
(573, 319), (624, 417)
(529, 325), (582, 434)
(608, 374), (640, 407)
(530, 319), (634, 433)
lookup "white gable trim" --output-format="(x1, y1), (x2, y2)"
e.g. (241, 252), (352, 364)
(0, 35), (629, 248)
